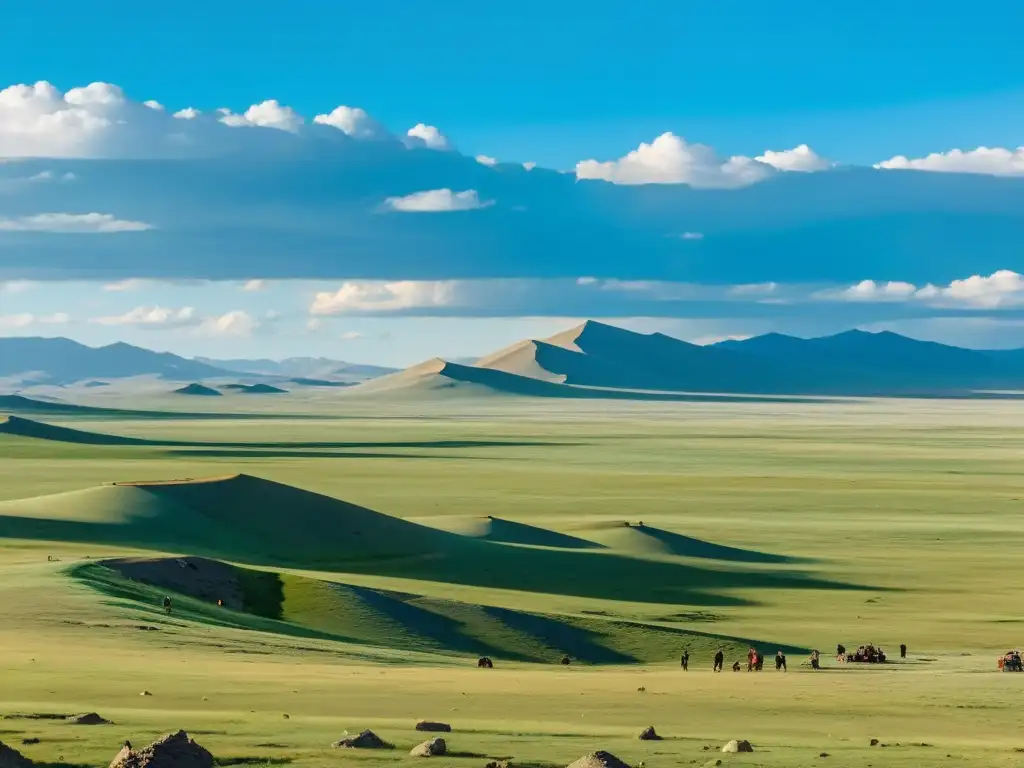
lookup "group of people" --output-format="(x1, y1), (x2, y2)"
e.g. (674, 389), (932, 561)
(695, 642), (906, 672)
(701, 647), (787, 672)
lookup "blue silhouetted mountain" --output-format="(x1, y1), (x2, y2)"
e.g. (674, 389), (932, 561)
(368, 321), (1024, 399)
(0, 337), (235, 384)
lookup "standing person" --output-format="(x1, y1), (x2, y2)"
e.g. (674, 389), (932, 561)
(775, 650), (787, 671)
(680, 650), (690, 671)
(162, 596), (172, 614)
(810, 650), (820, 670)
(714, 649), (724, 672)
(747, 647), (756, 672)
(900, 643), (907, 659)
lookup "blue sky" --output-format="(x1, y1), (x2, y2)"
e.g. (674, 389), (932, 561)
(1, 1), (1024, 364)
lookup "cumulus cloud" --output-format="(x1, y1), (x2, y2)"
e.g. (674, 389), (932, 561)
(313, 105), (386, 139)
(821, 271), (1024, 309)
(405, 123), (451, 150)
(310, 280), (456, 314)
(242, 279), (267, 292)
(756, 144), (833, 172)
(173, 107), (200, 120)
(475, 154), (498, 166)
(103, 278), (151, 291)
(217, 99), (303, 132)
(382, 188), (492, 213)
(836, 279), (919, 301)
(0, 212), (153, 233)
(575, 133), (774, 188)
(875, 146), (1024, 176)
(341, 330), (363, 340)
(0, 312), (68, 329)
(92, 305), (199, 328)
(199, 309), (260, 336)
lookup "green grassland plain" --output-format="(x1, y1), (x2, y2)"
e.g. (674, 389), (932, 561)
(1, 395), (1023, 767)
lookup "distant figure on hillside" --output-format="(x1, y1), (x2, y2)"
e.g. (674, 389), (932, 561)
(810, 650), (821, 670)
(775, 651), (787, 671)
(477, 657), (493, 668)
(162, 596), (172, 614)
(731, 661), (741, 672)
(900, 643), (907, 658)
(560, 655), (571, 666)
(680, 650), (689, 671)
(713, 649), (724, 672)
(836, 643), (845, 660)
(756, 654), (765, 672)
(216, 599), (224, 608)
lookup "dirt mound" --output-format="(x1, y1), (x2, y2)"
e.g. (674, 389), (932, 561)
(107, 557), (245, 609)
(410, 738), (447, 757)
(0, 741), (32, 768)
(109, 731), (213, 768)
(415, 722), (452, 733)
(68, 712), (111, 725)
(567, 752), (630, 768)
(173, 384), (221, 397)
(638, 726), (661, 740)
(721, 740), (754, 753)
(333, 731), (391, 749)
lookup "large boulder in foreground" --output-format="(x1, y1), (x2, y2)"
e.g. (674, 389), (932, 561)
(567, 752), (631, 768)
(721, 740), (754, 753)
(410, 738), (447, 757)
(415, 721), (452, 733)
(0, 741), (32, 768)
(332, 730), (391, 749)
(109, 731), (213, 768)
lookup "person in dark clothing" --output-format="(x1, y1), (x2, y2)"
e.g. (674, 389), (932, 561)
(900, 643), (907, 658)
(162, 596), (172, 614)
(756, 654), (765, 671)
(560, 655), (571, 666)
(810, 650), (821, 670)
(775, 651), (787, 671)
(680, 650), (689, 671)
(731, 661), (741, 672)
(713, 649), (724, 672)
(836, 643), (846, 659)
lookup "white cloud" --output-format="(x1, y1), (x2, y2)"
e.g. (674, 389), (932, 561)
(679, 231), (704, 240)
(730, 282), (778, 296)
(0, 280), (33, 293)
(405, 123), (451, 150)
(143, 100), (164, 111)
(934, 270), (1024, 308)
(218, 99), (303, 132)
(306, 318), (323, 331)
(310, 280), (456, 314)
(819, 271), (1024, 309)
(522, 162), (536, 171)
(341, 330), (363, 340)
(576, 276), (598, 286)
(0, 212), (153, 233)
(103, 278), (151, 292)
(575, 132), (774, 188)
(475, 154), (498, 166)
(835, 280), (917, 303)
(92, 305), (199, 328)
(875, 146), (1024, 176)
(756, 144), (832, 172)
(173, 107), (200, 120)
(0, 312), (69, 329)
(313, 105), (386, 139)
(383, 188), (492, 213)
(242, 279), (267, 292)
(200, 310), (260, 337)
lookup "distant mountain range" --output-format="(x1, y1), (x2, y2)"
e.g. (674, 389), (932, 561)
(0, 337), (393, 387)
(195, 356), (396, 380)
(355, 321), (1024, 399)
(0, 337), (234, 385)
